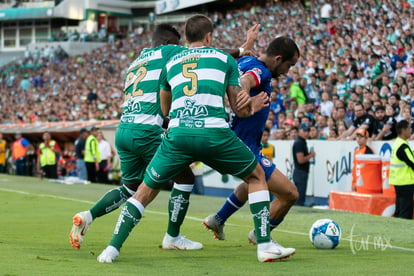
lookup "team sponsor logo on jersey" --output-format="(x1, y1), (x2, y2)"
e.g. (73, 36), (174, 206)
(122, 98), (142, 116)
(177, 98), (208, 117)
(127, 50), (156, 71)
(177, 98), (207, 128)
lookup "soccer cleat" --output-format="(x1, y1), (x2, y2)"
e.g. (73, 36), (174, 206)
(97, 246), (119, 263)
(202, 215), (225, 240)
(248, 229), (275, 245)
(161, 233), (203, 250)
(257, 242), (296, 263)
(69, 211), (92, 249)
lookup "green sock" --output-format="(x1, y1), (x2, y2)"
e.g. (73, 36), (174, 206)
(249, 191), (271, 244)
(90, 185), (134, 219)
(109, 198), (143, 251)
(167, 184), (193, 237)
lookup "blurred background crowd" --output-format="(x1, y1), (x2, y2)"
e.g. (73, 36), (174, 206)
(0, 0), (413, 142)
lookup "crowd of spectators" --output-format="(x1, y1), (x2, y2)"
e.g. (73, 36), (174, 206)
(1, 0), (414, 141)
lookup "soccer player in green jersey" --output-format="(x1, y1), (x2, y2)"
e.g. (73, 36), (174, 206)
(70, 23), (259, 251)
(70, 24), (198, 250)
(98, 14), (287, 263)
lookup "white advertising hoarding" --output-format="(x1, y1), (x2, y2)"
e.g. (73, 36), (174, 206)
(156, 0), (217, 14)
(203, 140), (412, 199)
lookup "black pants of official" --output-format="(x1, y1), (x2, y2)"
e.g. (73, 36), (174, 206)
(394, 184), (414, 219)
(85, 162), (98, 183)
(41, 164), (58, 179)
(97, 160), (109, 184)
(293, 169), (308, 206)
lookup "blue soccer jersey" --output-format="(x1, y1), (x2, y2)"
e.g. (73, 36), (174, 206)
(231, 56), (272, 156)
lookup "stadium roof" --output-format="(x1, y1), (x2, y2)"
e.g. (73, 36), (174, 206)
(0, 7), (54, 21)
(0, 0), (159, 21)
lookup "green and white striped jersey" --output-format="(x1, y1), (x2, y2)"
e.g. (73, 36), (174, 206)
(120, 44), (185, 130)
(160, 46), (240, 129)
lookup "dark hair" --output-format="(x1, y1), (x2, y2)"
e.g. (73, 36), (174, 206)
(185, 14), (213, 43)
(152, 24), (180, 47)
(263, 127), (271, 134)
(389, 93), (400, 101)
(396, 120), (409, 135)
(375, 105), (385, 112)
(266, 36), (300, 62)
(371, 54), (381, 59)
(354, 101), (363, 108)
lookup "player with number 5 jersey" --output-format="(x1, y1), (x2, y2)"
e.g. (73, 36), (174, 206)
(70, 24), (196, 251)
(98, 14), (283, 263)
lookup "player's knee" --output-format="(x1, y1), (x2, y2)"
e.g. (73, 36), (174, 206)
(277, 184), (299, 205)
(124, 183), (140, 192)
(287, 186), (299, 203)
(173, 167), (195, 184)
(234, 182), (249, 202)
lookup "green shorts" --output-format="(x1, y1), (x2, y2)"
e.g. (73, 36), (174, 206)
(115, 126), (163, 185)
(320, 17), (332, 23)
(144, 128), (258, 189)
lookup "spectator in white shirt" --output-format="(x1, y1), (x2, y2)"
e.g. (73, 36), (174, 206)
(319, 91), (334, 117)
(97, 131), (113, 183)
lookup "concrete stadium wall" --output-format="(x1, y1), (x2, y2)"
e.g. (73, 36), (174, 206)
(28, 41), (106, 56)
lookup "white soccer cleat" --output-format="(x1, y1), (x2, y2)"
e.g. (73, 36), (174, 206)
(257, 242), (296, 262)
(97, 246), (119, 263)
(248, 229), (258, 245)
(69, 211), (92, 249)
(162, 233), (203, 250)
(202, 215), (225, 240)
(248, 229), (277, 245)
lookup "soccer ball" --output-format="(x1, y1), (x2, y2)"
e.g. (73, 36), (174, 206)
(309, 219), (341, 249)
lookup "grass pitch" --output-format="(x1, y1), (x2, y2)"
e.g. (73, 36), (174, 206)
(0, 174), (413, 275)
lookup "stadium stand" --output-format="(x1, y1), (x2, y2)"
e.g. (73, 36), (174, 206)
(0, 0), (413, 169)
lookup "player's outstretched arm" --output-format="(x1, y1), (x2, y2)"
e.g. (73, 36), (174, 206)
(221, 23), (260, 58)
(240, 23), (260, 53)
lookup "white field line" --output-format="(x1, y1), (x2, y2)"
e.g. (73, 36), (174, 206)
(1, 187), (414, 253)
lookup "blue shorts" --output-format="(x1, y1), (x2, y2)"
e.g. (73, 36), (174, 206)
(256, 153), (276, 181)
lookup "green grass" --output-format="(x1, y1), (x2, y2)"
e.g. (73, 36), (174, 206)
(0, 175), (413, 276)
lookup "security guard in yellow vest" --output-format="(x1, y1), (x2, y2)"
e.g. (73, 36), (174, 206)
(37, 132), (60, 179)
(390, 119), (414, 219)
(0, 132), (6, 173)
(84, 126), (101, 183)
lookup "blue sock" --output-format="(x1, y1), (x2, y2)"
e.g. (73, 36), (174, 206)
(215, 193), (245, 225)
(269, 218), (284, 232)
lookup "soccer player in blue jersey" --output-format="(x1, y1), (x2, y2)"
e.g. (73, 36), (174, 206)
(203, 37), (300, 256)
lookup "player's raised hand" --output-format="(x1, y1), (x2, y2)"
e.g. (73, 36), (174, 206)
(246, 23), (261, 45)
(240, 23), (261, 54)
